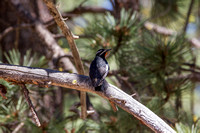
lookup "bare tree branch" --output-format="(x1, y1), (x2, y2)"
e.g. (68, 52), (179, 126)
(20, 84), (41, 127)
(144, 22), (176, 36)
(0, 64), (176, 133)
(12, 122), (24, 133)
(64, 6), (111, 15)
(42, 0), (87, 119)
(144, 22), (200, 47)
(183, 0), (195, 33)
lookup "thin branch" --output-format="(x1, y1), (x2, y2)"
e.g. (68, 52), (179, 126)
(180, 67), (200, 74)
(144, 22), (176, 36)
(12, 122), (24, 133)
(64, 6), (111, 15)
(183, 63), (200, 71)
(144, 21), (200, 47)
(20, 84), (41, 127)
(42, 0), (87, 119)
(189, 38), (200, 48)
(183, 0), (195, 33)
(0, 64), (176, 133)
(52, 33), (93, 40)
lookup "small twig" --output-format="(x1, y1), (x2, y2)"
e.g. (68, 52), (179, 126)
(43, 0), (87, 119)
(53, 33), (92, 40)
(189, 38), (200, 48)
(180, 67), (200, 74)
(64, 6), (112, 16)
(109, 0), (115, 9)
(182, 63), (200, 71)
(44, 6), (112, 28)
(144, 22), (176, 36)
(12, 122), (24, 133)
(87, 110), (95, 115)
(131, 93), (136, 97)
(69, 102), (81, 116)
(109, 100), (118, 112)
(183, 0), (195, 33)
(20, 84), (41, 127)
(79, 0), (87, 7)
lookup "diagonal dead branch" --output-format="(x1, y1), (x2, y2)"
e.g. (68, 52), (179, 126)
(20, 84), (41, 127)
(183, 0), (195, 33)
(0, 64), (176, 133)
(42, 0), (87, 119)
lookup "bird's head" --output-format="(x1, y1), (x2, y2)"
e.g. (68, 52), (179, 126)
(96, 49), (111, 58)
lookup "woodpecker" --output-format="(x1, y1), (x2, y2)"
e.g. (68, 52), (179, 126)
(89, 49), (111, 91)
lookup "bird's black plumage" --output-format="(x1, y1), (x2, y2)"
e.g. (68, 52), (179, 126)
(89, 49), (111, 91)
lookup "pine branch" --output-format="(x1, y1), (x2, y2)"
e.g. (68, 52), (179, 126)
(42, 0), (87, 119)
(0, 64), (176, 133)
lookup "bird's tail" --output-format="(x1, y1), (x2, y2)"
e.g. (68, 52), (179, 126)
(94, 80), (108, 91)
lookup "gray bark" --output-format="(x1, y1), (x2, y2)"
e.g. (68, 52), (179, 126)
(0, 64), (176, 133)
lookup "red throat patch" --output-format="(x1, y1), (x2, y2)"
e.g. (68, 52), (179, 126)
(105, 51), (109, 58)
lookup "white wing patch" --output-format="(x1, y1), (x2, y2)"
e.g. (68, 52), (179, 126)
(105, 64), (109, 72)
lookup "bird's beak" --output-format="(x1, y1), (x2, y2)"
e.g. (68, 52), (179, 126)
(105, 49), (111, 58)
(106, 49), (111, 52)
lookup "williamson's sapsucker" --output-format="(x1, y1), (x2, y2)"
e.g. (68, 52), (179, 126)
(89, 49), (111, 91)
